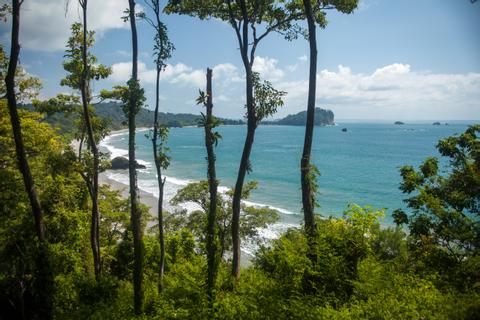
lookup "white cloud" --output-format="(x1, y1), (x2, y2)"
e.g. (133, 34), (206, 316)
(287, 55), (308, 72)
(276, 63), (480, 119)
(115, 50), (131, 58)
(253, 56), (284, 81)
(162, 63), (192, 78)
(111, 59), (480, 120)
(213, 63), (243, 84)
(111, 61), (207, 87)
(216, 94), (230, 102)
(169, 69), (205, 87)
(372, 63), (410, 77)
(110, 61), (156, 84)
(2, 0), (130, 52)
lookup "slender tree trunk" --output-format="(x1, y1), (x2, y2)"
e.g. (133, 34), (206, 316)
(300, 0), (318, 237)
(231, 120), (254, 279)
(79, 0), (101, 280)
(231, 0), (256, 280)
(204, 68), (218, 298)
(152, 67), (166, 293)
(151, 2), (166, 294)
(6, 0), (45, 244)
(6, 1), (52, 318)
(128, 0), (144, 314)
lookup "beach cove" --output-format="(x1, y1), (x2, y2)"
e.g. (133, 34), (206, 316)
(95, 122), (474, 253)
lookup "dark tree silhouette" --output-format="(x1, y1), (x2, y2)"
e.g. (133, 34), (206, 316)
(78, 0), (102, 280)
(141, 0), (174, 294)
(197, 68), (220, 298)
(4, 0), (52, 317)
(127, 0), (145, 314)
(300, 0), (357, 236)
(301, 0), (318, 236)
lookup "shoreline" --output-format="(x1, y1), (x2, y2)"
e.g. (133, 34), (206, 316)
(99, 172), (159, 225)
(70, 127), (159, 226)
(99, 170), (254, 267)
(94, 128), (255, 266)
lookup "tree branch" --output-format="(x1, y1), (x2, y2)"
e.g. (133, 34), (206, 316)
(256, 12), (303, 45)
(227, 0), (243, 52)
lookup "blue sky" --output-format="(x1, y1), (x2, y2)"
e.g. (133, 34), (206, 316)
(1, 0), (479, 120)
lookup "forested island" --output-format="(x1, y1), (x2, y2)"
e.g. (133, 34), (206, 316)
(264, 107), (335, 126)
(1, 0), (479, 319)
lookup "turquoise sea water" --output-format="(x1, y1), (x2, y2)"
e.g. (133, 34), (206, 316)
(100, 121), (475, 233)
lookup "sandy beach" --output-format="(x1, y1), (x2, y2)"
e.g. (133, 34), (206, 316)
(70, 130), (160, 223)
(99, 172), (159, 227)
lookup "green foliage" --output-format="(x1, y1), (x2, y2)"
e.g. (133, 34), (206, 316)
(98, 186), (130, 270)
(256, 205), (384, 302)
(197, 89), (223, 146)
(165, 0), (358, 42)
(146, 125), (171, 170)
(251, 71), (286, 124)
(110, 201), (152, 280)
(61, 23), (111, 93)
(306, 163), (321, 208)
(0, 102), (88, 318)
(32, 94), (80, 116)
(125, 78), (147, 117)
(196, 89), (208, 105)
(101, 79), (147, 119)
(170, 181), (279, 258)
(141, 0), (175, 71)
(394, 124), (480, 289)
(1, 110), (478, 318)
(370, 225), (408, 261)
(0, 3), (11, 22)
(0, 44), (42, 102)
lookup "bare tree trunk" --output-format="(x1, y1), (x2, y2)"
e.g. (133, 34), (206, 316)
(79, 0), (101, 280)
(128, 0), (144, 314)
(204, 68), (218, 298)
(231, 120), (254, 279)
(301, 0), (318, 237)
(5, 1), (52, 318)
(152, 67), (166, 293)
(231, 0), (255, 280)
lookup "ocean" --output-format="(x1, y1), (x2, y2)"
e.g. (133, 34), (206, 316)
(100, 121), (476, 250)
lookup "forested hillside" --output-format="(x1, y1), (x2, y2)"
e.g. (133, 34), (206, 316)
(21, 102), (244, 134)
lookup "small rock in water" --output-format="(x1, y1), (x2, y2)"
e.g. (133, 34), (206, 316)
(110, 156), (146, 170)
(342, 128), (347, 132)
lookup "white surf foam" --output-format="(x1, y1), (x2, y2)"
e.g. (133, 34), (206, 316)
(100, 129), (300, 251)
(101, 142), (128, 159)
(242, 200), (296, 215)
(101, 130), (153, 169)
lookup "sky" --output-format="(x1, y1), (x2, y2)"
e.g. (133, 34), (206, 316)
(1, 0), (479, 120)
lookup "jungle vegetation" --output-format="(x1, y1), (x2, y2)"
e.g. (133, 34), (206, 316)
(1, 0), (479, 319)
